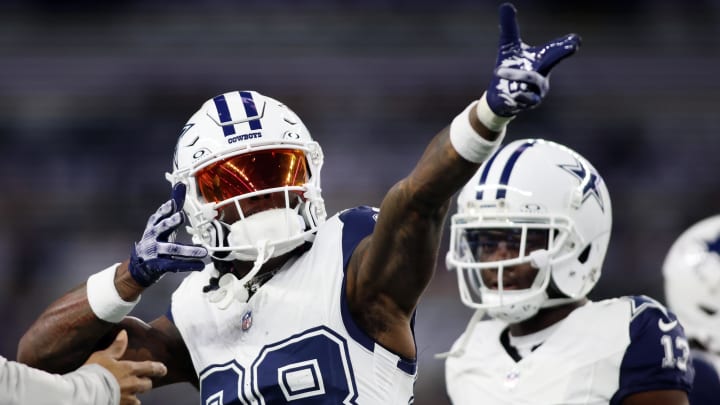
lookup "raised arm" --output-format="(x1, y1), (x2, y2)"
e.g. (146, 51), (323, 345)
(17, 184), (207, 388)
(345, 3), (581, 358)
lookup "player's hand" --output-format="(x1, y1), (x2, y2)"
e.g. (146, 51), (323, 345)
(128, 183), (208, 287)
(84, 330), (167, 405)
(486, 2), (581, 117)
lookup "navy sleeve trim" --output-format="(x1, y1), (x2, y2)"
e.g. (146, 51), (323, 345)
(337, 206), (417, 375)
(339, 206), (379, 271)
(611, 295), (694, 404)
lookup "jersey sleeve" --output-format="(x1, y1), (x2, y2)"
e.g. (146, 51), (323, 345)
(612, 295), (694, 403)
(0, 357), (119, 405)
(688, 350), (720, 404)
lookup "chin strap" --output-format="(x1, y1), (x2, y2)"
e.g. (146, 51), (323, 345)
(207, 240), (275, 310)
(435, 309), (486, 359)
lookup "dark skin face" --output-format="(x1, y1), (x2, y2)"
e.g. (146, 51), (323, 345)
(475, 228), (548, 291)
(475, 228), (587, 336)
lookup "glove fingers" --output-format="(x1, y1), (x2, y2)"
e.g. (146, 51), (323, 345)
(155, 212), (184, 241)
(171, 183), (187, 213)
(152, 257), (206, 273)
(156, 242), (208, 260)
(513, 93), (542, 109)
(146, 200), (174, 228)
(535, 33), (581, 76)
(495, 67), (549, 97)
(498, 3), (521, 47)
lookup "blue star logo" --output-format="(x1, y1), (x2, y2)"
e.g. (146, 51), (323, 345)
(558, 159), (606, 213)
(706, 236), (720, 255)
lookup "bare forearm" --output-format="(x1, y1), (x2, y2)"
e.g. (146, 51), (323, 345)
(17, 284), (119, 373)
(17, 261), (143, 373)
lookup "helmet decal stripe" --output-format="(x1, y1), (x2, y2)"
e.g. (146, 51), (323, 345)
(239, 91), (262, 130)
(212, 94), (236, 136)
(475, 148), (502, 200)
(496, 140), (537, 199)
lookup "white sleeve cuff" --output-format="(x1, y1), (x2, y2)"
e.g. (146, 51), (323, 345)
(87, 264), (140, 323)
(449, 98), (507, 164)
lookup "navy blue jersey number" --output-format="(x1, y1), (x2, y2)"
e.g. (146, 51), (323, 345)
(200, 326), (359, 404)
(200, 361), (249, 405)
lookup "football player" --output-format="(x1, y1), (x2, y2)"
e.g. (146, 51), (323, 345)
(442, 138), (694, 404)
(663, 215), (720, 404)
(17, 3), (581, 403)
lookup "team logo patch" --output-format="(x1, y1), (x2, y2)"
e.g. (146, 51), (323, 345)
(706, 235), (720, 255)
(558, 158), (606, 212)
(241, 310), (253, 331)
(504, 369), (520, 388)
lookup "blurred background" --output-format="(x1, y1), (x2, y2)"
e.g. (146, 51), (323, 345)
(1, 0), (719, 403)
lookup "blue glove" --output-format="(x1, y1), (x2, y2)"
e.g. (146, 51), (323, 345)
(129, 183), (208, 287)
(486, 3), (581, 117)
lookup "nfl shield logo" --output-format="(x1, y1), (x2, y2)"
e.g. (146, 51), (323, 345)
(241, 311), (253, 331)
(504, 369), (520, 388)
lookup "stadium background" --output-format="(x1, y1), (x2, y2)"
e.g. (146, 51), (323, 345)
(1, 1), (718, 403)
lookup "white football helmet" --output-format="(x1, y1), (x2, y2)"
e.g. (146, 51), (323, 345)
(447, 139), (612, 323)
(662, 215), (720, 353)
(166, 90), (326, 263)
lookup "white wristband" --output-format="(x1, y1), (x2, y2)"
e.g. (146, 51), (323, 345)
(449, 97), (507, 164)
(475, 91), (515, 132)
(87, 264), (140, 323)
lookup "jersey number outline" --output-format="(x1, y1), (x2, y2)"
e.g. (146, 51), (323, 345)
(660, 334), (690, 371)
(200, 326), (359, 404)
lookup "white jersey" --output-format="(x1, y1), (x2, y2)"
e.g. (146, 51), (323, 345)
(171, 207), (417, 405)
(445, 296), (693, 405)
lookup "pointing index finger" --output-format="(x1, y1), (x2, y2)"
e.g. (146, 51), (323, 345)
(498, 3), (521, 47)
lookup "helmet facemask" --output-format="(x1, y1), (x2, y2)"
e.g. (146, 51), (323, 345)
(448, 210), (581, 323)
(447, 139), (612, 324)
(176, 146), (324, 262)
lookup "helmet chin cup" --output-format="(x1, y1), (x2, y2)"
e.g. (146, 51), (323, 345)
(226, 208), (306, 261)
(483, 289), (547, 323)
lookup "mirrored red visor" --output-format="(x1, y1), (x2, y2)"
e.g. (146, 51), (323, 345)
(195, 149), (309, 204)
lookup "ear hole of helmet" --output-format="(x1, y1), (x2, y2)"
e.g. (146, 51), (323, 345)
(547, 279), (568, 299)
(699, 304), (717, 316)
(577, 244), (591, 264)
